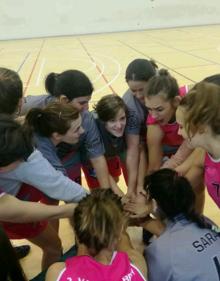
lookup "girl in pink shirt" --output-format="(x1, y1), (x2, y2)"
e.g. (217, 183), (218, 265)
(204, 153), (220, 207)
(176, 81), (220, 209)
(46, 189), (147, 281)
(144, 69), (193, 174)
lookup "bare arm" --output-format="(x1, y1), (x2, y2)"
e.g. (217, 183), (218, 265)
(185, 148), (205, 182)
(162, 140), (193, 171)
(126, 134), (140, 195)
(45, 262), (65, 281)
(117, 232), (148, 279)
(109, 174), (124, 196)
(147, 125), (164, 174)
(90, 155), (111, 188)
(0, 194), (75, 223)
(175, 147), (202, 175)
(90, 155), (123, 195)
(185, 148), (205, 214)
(84, 156), (123, 195)
(185, 148), (205, 187)
(136, 144), (148, 193)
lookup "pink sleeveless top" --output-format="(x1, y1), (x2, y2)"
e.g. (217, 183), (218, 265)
(204, 153), (220, 208)
(147, 115), (183, 146)
(57, 251), (146, 281)
(179, 85), (189, 97)
(146, 86), (187, 155)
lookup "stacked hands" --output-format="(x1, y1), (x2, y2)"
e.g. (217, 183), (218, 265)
(122, 191), (153, 224)
(122, 192), (165, 237)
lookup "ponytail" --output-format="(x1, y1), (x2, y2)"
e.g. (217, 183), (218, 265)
(45, 72), (58, 96)
(25, 108), (51, 137)
(45, 70), (93, 100)
(145, 68), (179, 100)
(24, 102), (80, 137)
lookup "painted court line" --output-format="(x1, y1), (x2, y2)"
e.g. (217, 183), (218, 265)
(145, 33), (220, 67)
(90, 57), (105, 83)
(24, 40), (45, 95)
(93, 54), (121, 95)
(17, 53), (30, 73)
(36, 58), (46, 86)
(78, 37), (116, 94)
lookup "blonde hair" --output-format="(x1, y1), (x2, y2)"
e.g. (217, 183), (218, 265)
(72, 189), (126, 255)
(179, 82), (220, 136)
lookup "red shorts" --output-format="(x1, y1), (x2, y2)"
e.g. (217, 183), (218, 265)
(61, 150), (82, 184)
(1, 183), (48, 239)
(82, 156), (122, 189)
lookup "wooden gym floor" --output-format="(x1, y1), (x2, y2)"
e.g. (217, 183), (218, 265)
(1, 24), (220, 279)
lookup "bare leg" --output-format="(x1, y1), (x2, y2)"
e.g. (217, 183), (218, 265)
(28, 223), (62, 270)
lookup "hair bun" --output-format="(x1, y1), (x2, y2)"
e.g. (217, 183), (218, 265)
(158, 69), (169, 76)
(149, 59), (158, 69)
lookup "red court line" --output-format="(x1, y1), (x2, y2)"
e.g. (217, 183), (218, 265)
(24, 40), (45, 95)
(78, 38), (116, 94)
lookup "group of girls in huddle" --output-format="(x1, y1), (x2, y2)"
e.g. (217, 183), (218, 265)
(1, 58), (220, 281)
